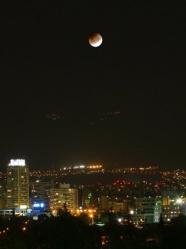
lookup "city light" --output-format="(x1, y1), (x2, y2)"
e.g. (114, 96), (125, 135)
(118, 218), (122, 223)
(20, 205), (28, 210)
(73, 165), (85, 169)
(33, 216), (38, 221)
(33, 203), (45, 208)
(89, 214), (94, 218)
(8, 159), (26, 167)
(176, 198), (183, 205)
(129, 210), (134, 215)
(96, 222), (105, 227)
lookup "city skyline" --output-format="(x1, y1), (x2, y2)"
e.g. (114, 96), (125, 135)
(0, 157), (185, 222)
(0, 159), (183, 171)
(0, 157), (185, 249)
(0, 1), (185, 249)
(0, 1), (186, 170)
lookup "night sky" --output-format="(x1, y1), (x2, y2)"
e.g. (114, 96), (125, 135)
(0, 1), (186, 169)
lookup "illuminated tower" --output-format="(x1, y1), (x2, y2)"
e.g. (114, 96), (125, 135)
(49, 184), (78, 215)
(6, 159), (29, 209)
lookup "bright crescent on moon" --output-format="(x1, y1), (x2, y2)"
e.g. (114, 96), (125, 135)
(89, 33), (103, 48)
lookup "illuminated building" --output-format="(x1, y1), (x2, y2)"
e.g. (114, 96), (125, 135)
(30, 178), (50, 208)
(108, 201), (127, 213)
(99, 196), (130, 213)
(162, 204), (181, 222)
(99, 196), (109, 211)
(6, 159), (29, 209)
(61, 164), (103, 174)
(0, 179), (6, 209)
(162, 197), (185, 222)
(133, 197), (161, 224)
(49, 184), (78, 214)
(82, 189), (94, 208)
(162, 196), (171, 206)
(154, 199), (162, 223)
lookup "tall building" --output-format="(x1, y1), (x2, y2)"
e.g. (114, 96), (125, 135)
(49, 183), (78, 214)
(6, 159), (29, 209)
(0, 173), (6, 209)
(30, 178), (51, 208)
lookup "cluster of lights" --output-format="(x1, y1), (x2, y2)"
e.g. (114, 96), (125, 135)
(101, 235), (109, 246)
(87, 165), (102, 169)
(0, 227), (9, 236)
(63, 165), (85, 170)
(76, 208), (96, 219)
(63, 165), (102, 171)
(175, 198), (184, 205)
(22, 220), (29, 232)
(111, 166), (159, 174)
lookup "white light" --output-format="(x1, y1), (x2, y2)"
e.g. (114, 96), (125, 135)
(176, 198), (183, 205)
(129, 210), (134, 215)
(73, 166), (79, 169)
(118, 218), (122, 223)
(20, 205), (27, 210)
(73, 165), (85, 169)
(33, 216), (38, 221)
(27, 209), (32, 213)
(79, 165), (85, 169)
(33, 203), (40, 208)
(9, 159), (26, 167)
(96, 222), (105, 227)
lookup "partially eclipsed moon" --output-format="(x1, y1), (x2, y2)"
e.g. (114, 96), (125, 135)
(89, 33), (103, 48)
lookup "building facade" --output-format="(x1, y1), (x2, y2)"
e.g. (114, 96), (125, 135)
(132, 197), (161, 224)
(6, 159), (29, 209)
(30, 178), (51, 208)
(49, 184), (78, 214)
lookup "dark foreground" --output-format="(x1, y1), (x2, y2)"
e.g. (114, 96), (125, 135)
(0, 214), (185, 249)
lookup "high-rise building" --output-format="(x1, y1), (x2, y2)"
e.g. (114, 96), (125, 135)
(0, 173), (6, 209)
(49, 183), (78, 214)
(30, 178), (51, 208)
(6, 159), (29, 209)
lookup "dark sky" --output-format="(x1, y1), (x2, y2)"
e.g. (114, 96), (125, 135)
(0, 1), (185, 169)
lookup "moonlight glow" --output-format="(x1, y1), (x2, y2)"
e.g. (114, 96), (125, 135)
(89, 33), (103, 48)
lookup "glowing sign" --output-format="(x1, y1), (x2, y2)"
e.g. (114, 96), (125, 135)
(33, 216), (38, 220)
(9, 159), (26, 167)
(33, 203), (45, 208)
(20, 205), (27, 210)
